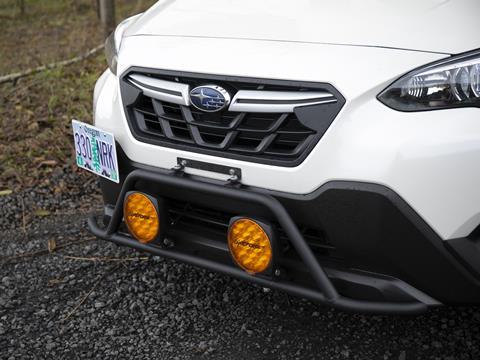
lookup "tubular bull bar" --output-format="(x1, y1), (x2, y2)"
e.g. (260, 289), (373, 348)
(88, 169), (438, 314)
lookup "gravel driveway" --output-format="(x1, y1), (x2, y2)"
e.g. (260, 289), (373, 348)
(1, 171), (479, 359)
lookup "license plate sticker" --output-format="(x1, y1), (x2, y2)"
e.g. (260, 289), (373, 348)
(72, 119), (119, 183)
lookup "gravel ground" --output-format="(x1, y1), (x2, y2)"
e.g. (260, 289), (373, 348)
(1, 171), (480, 359)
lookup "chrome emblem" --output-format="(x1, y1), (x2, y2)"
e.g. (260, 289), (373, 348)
(189, 85), (231, 112)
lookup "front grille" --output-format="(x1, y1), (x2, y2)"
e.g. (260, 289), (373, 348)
(121, 69), (345, 167)
(134, 97), (315, 157)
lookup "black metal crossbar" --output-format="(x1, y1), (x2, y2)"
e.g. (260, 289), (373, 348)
(88, 169), (432, 314)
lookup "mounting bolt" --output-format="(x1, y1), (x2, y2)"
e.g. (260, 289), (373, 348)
(163, 238), (175, 248)
(173, 159), (187, 172)
(274, 269), (281, 277)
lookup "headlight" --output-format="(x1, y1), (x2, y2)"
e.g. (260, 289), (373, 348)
(105, 14), (142, 75)
(378, 49), (480, 112)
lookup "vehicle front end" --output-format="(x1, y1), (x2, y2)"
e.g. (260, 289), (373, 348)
(83, 0), (480, 314)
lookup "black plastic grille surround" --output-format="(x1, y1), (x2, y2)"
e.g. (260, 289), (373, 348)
(120, 68), (345, 167)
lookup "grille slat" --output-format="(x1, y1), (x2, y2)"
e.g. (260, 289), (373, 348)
(131, 98), (314, 159)
(122, 70), (344, 166)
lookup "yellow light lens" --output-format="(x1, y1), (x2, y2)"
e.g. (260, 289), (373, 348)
(124, 193), (159, 243)
(228, 218), (272, 274)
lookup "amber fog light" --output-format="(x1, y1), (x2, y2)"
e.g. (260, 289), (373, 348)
(227, 217), (275, 275)
(123, 192), (160, 243)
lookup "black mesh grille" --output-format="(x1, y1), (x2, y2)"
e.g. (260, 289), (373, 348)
(133, 97), (315, 157)
(167, 199), (336, 258)
(121, 69), (345, 166)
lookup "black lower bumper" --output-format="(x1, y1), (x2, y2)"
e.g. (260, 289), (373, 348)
(90, 169), (439, 314)
(89, 148), (480, 314)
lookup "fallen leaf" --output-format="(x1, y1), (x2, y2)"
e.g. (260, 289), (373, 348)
(48, 239), (57, 253)
(48, 278), (64, 287)
(38, 160), (58, 167)
(27, 121), (39, 132)
(34, 209), (50, 217)
(0, 189), (12, 196)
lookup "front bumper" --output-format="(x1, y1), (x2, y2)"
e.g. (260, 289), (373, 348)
(96, 37), (480, 240)
(88, 146), (480, 314)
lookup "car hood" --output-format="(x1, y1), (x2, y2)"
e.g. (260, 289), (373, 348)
(125, 0), (480, 55)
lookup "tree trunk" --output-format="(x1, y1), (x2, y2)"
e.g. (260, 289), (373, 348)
(93, 0), (100, 19)
(72, 0), (80, 13)
(17, 0), (25, 15)
(99, 0), (116, 39)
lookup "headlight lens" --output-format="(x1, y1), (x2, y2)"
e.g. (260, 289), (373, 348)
(472, 64), (480, 97)
(104, 14), (142, 75)
(378, 50), (480, 111)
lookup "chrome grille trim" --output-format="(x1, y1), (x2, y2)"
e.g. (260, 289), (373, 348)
(229, 90), (337, 113)
(128, 74), (338, 113)
(128, 74), (190, 106)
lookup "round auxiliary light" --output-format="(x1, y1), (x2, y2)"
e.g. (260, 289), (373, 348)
(123, 192), (159, 243)
(227, 218), (273, 274)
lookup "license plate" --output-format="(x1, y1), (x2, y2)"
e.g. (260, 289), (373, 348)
(72, 119), (119, 183)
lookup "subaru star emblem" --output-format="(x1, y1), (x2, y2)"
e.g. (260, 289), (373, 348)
(189, 85), (231, 112)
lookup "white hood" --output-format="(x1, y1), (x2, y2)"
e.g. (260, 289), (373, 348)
(125, 0), (480, 55)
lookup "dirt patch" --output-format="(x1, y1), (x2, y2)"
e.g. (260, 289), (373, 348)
(0, 0), (155, 191)
(0, 0), (153, 75)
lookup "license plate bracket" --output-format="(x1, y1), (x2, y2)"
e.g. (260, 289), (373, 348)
(177, 158), (242, 181)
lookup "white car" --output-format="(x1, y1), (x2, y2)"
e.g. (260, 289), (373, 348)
(83, 0), (480, 314)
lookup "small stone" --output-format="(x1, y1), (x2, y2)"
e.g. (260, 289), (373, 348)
(94, 301), (105, 309)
